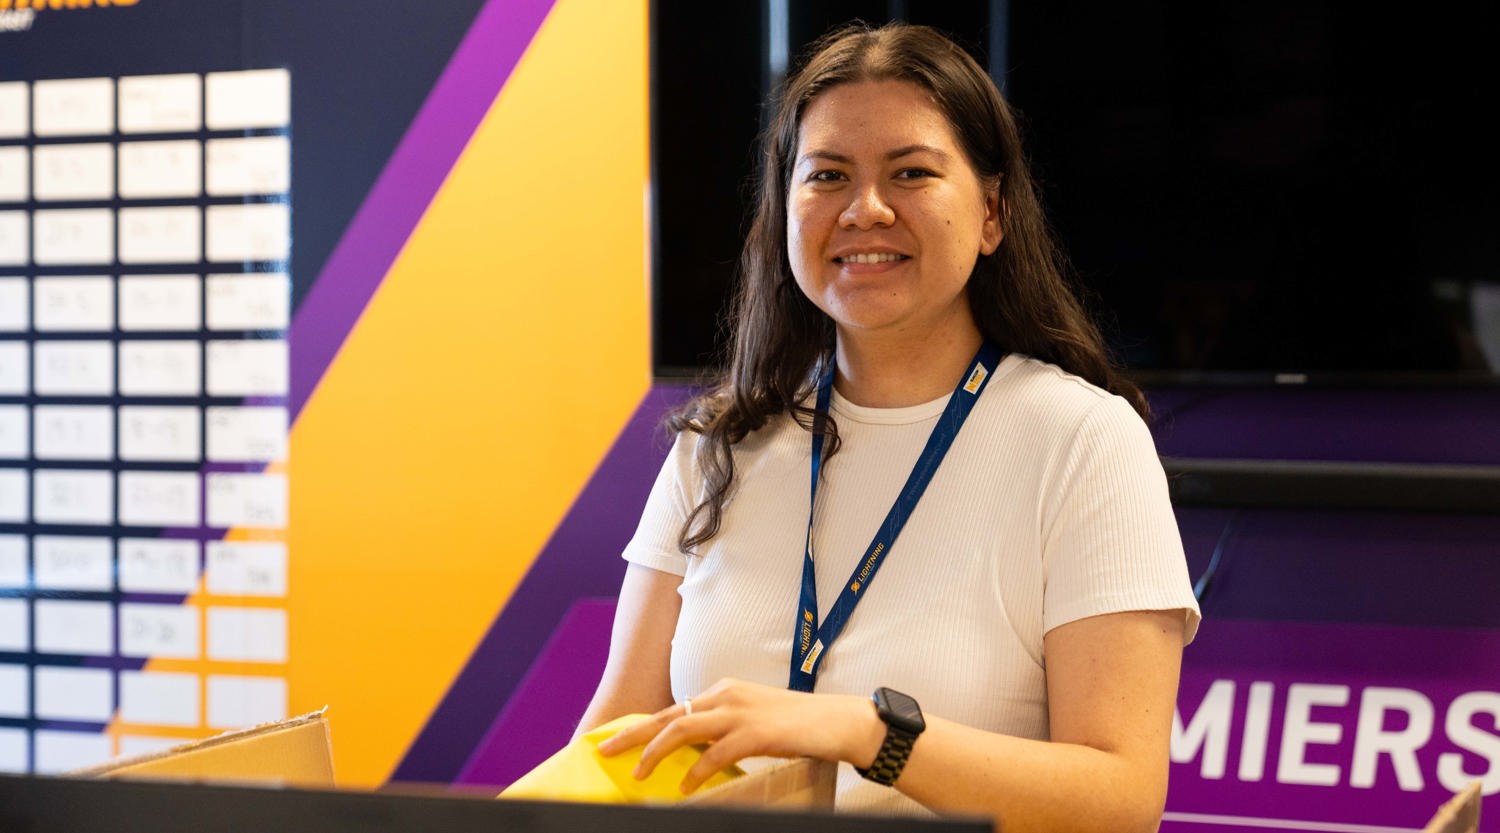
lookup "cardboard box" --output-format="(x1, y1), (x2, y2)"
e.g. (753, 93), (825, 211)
(66, 707), (831, 811)
(684, 758), (836, 810)
(69, 708), (334, 788)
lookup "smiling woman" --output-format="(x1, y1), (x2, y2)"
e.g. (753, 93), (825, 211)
(787, 79), (1001, 407)
(577, 21), (1200, 832)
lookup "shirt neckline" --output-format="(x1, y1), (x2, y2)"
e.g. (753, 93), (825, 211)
(828, 353), (1019, 425)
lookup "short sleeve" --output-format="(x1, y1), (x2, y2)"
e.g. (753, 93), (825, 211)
(620, 432), (697, 577)
(1040, 395), (1201, 643)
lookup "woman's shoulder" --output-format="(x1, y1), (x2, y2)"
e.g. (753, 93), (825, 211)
(667, 408), (803, 466)
(981, 353), (1147, 446)
(994, 353), (1120, 411)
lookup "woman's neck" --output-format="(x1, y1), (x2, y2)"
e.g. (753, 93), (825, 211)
(832, 323), (985, 408)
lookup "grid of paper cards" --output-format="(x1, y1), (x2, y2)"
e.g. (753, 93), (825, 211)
(0, 69), (293, 776)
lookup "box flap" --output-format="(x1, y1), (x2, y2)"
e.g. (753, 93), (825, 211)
(70, 708), (334, 788)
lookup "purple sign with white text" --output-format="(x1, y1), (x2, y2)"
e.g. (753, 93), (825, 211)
(1164, 618), (1499, 832)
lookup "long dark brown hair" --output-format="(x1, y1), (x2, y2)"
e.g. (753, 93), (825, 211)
(668, 21), (1146, 553)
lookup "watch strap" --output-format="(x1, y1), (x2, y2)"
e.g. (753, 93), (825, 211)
(856, 723), (918, 786)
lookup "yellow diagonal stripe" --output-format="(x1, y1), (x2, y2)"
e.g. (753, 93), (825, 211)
(111, 0), (649, 789)
(290, 0), (649, 786)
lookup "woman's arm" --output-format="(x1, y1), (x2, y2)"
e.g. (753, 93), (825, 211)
(894, 608), (1183, 831)
(598, 608), (1185, 833)
(573, 563), (684, 739)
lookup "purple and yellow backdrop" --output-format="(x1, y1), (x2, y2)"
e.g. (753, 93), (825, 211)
(1, 2), (1496, 831)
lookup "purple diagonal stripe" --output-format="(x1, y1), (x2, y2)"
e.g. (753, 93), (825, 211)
(288, 0), (558, 418)
(454, 598), (616, 789)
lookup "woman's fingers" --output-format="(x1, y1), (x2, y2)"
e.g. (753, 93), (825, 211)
(634, 708), (719, 779)
(596, 704), (680, 756)
(678, 727), (759, 793)
(595, 679), (802, 793)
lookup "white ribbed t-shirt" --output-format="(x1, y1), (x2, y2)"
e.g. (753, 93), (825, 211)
(622, 354), (1201, 815)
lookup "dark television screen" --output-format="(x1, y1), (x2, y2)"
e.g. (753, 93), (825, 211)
(650, 1), (1500, 384)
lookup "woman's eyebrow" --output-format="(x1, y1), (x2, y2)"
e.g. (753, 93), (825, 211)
(797, 144), (951, 165)
(887, 143), (950, 161)
(798, 149), (853, 165)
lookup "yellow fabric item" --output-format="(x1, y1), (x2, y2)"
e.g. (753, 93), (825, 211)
(498, 714), (743, 803)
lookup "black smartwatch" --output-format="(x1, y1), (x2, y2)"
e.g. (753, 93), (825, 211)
(856, 687), (925, 786)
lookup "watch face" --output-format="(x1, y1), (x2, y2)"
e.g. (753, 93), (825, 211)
(875, 687), (926, 734)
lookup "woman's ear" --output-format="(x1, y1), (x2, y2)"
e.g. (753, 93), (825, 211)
(980, 190), (1004, 255)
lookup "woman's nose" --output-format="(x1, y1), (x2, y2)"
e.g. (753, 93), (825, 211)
(839, 184), (895, 229)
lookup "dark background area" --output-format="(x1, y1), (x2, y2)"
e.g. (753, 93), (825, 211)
(650, 0), (1500, 384)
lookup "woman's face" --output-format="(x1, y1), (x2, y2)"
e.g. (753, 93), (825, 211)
(787, 79), (1002, 347)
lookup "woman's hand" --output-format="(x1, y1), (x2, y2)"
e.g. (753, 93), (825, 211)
(595, 677), (886, 794)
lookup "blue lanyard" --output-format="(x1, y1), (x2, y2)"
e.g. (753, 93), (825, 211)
(789, 341), (1003, 692)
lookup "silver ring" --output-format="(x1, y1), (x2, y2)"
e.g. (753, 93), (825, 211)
(682, 698), (693, 716)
